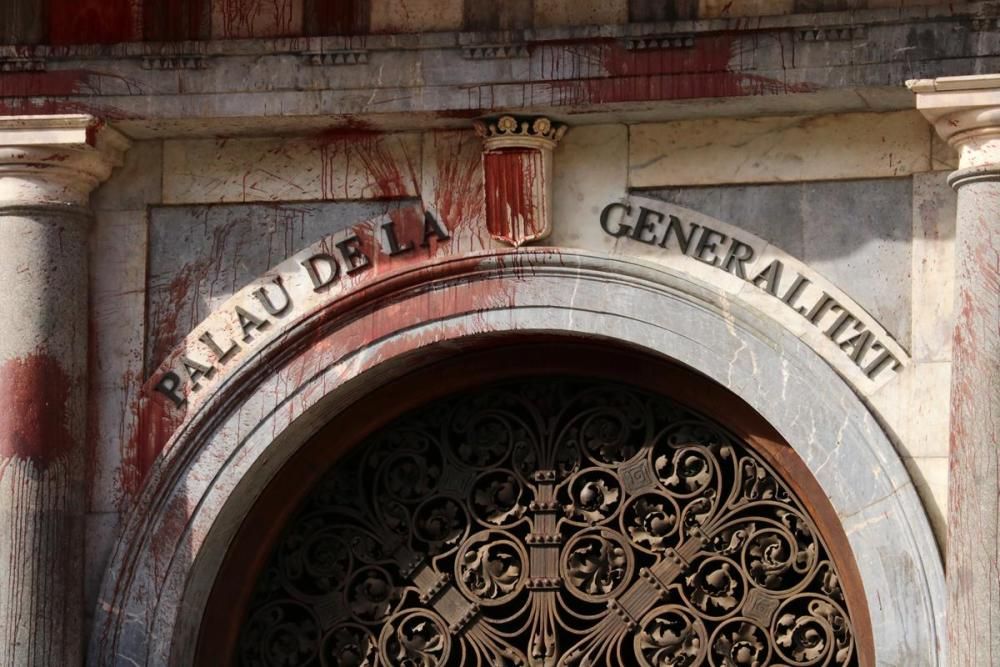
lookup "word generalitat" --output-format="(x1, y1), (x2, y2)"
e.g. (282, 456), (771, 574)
(154, 212), (450, 407)
(600, 201), (902, 381)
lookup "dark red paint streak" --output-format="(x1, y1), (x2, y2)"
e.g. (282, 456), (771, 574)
(0, 70), (90, 97)
(314, 128), (418, 200)
(431, 131), (485, 240)
(483, 149), (538, 243)
(0, 69), (138, 119)
(48, 0), (136, 45)
(539, 36), (817, 106)
(0, 352), (76, 472)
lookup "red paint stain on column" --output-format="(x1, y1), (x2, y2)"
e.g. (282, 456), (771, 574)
(0, 352), (76, 473)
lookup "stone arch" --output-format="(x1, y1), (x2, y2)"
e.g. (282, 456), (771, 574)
(89, 250), (944, 666)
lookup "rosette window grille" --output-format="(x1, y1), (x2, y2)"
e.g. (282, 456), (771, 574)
(239, 377), (862, 666)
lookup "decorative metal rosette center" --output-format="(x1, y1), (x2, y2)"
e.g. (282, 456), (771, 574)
(238, 378), (860, 666)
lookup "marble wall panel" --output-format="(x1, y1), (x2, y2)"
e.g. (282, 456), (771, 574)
(912, 171), (956, 362)
(640, 178), (913, 348)
(871, 361), (951, 460)
(904, 455), (947, 552)
(549, 123), (629, 248)
(629, 111), (932, 188)
(162, 132), (422, 204)
(145, 201), (408, 375)
(89, 210), (149, 512)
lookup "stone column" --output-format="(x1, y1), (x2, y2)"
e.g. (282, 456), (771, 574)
(909, 75), (1000, 666)
(0, 116), (127, 665)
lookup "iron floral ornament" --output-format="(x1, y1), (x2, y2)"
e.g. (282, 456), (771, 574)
(474, 115), (568, 247)
(239, 378), (859, 666)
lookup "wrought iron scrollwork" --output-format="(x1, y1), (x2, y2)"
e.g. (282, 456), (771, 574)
(239, 378), (859, 666)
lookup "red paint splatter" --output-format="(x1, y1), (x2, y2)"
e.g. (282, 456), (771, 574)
(0, 352), (76, 472)
(430, 131), (486, 248)
(315, 129), (418, 200)
(484, 149), (543, 246)
(512, 36), (819, 107)
(49, 0), (137, 45)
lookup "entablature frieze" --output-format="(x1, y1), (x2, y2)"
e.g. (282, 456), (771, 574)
(0, 4), (997, 139)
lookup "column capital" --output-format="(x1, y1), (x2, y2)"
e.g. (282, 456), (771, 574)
(0, 114), (130, 209)
(908, 75), (1000, 176)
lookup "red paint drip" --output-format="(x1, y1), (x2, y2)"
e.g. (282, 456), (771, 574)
(484, 149), (540, 244)
(316, 129), (417, 200)
(432, 132), (485, 237)
(218, 0), (297, 39)
(0, 352), (76, 472)
(534, 36), (818, 106)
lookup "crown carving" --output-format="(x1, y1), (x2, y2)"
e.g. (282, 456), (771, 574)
(474, 115), (568, 151)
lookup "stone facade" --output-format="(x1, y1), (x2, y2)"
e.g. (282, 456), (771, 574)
(0, 1), (997, 666)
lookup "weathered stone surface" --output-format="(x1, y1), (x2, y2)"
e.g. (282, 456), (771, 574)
(549, 123), (628, 247)
(89, 209), (147, 511)
(162, 132), (422, 204)
(903, 455), (947, 553)
(534, 0), (626, 27)
(370, 0), (463, 33)
(629, 111), (931, 187)
(911, 171), (956, 362)
(145, 200), (407, 373)
(642, 178), (913, 348)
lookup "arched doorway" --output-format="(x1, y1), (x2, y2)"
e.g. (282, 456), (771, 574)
(200, 343), (873, 666)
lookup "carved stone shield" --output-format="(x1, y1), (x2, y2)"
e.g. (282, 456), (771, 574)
(475, 115), (567, 247)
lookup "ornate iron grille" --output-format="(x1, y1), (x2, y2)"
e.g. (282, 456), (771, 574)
(239, 378), (859, 666)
